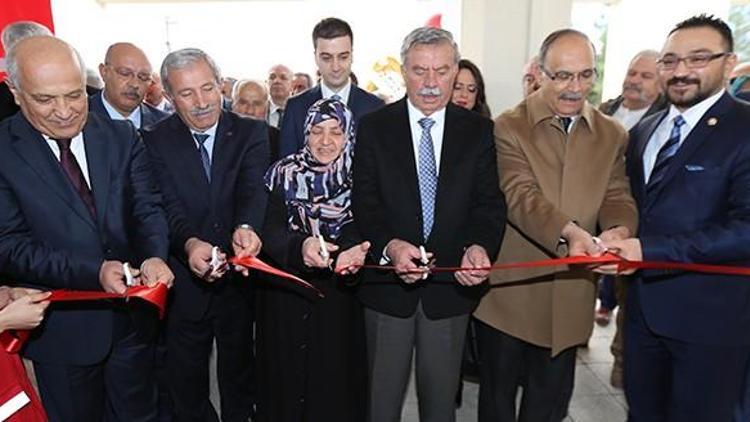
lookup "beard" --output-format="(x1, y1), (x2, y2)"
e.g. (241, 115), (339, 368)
(665, 76), (711, 108)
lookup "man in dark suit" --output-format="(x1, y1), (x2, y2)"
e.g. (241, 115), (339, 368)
(144, 48), (268, 422)
(600, 15), (750, 421)
(0, 35), (174, 421)
(89, 42), (168, 130)
(278, 17), (383, 158)
(596, 48), (668, 389)
(352, 27), (505, 422)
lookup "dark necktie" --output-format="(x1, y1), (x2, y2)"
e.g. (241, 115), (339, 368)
(193, 133), (211, 182)
(559, 116), (573, 133)
(276, 108), (284, 126)
(417, 117), (437, 241)
(54, 138), (96, 218)
(647, 115), (686, 194)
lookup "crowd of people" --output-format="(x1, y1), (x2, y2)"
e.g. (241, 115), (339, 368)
(0, 11), (750, 422)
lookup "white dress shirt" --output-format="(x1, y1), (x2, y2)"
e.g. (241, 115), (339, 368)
(102, 93), (142, 128)
(267, 101), (284, 128)
(44, 131), (91, 188)
(643, 89), (724, 183)
(407, 99), (446, 173)
(321, 81), (352, 104)
(191, 122), (219, 161)
(613, 104), (650, 130)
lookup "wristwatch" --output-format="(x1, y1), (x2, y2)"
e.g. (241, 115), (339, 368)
(235, 223), (254, 232)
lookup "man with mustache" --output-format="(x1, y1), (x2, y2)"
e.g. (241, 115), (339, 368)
(595, 49), (667, 389)
(353, 27), (506, 422)
(473, 28), (637, 422)
(598, 15), (750, 421)
(90, 42), (168, 130)
(143, 48), (269, 421)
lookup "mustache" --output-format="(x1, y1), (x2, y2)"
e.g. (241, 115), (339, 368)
(667, 76), (700, 86)
(623, 83), (642, 92)
(559, 91), (583, 101)
(122, 88), (141, 98)
(418, 87), (442, 97)
(190, 105), (216, 116)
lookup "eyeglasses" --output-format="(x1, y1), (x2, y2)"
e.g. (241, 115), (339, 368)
(106, 64), (152, 83)
(656, 52), (729, 70)
(540, 66), (597, 85)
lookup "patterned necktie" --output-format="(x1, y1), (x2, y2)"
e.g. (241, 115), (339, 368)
(559, 116), (573, 133)
(647, 115), (686, 194)
(193, 133), (211, 182)
(53, 138), (96, 218)
(417, 117), (437, 241)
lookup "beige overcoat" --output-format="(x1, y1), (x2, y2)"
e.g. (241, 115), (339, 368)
(474, 90), (638, 356)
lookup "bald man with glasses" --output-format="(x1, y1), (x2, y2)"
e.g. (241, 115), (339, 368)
(473, 28), (637, 421)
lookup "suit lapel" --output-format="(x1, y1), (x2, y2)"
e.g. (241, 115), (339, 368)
(391, 99), (420, 202)
(210, 112), (234, 197)
(9, 115), (97, 228)
(82, 117), (110, 229)
(170, 117), (211, 192)
(647, 93), (734, 204)
(632, 111), (666, 202)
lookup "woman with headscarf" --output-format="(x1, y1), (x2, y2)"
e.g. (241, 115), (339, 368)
(255, 98), (370, 422)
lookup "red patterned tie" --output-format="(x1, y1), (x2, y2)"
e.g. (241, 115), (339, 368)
(53, 138), (97, 218)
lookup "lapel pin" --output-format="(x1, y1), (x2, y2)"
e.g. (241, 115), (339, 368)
(707, 117), (718, 126)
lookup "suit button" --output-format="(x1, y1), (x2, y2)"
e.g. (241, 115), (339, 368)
(105, 248), (113, 255)
(302, 312), (310, 320)
(300, 343), (307, 350)
(213, 222), (220, 230)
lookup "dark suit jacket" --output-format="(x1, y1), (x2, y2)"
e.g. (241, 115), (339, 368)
(89, 91), (169, 130)
(0, 82), (19, 122)
(0, 112), (169, 365)
(599, 94), (668, 121)
(627, 92), (750, 345)
(278, 84), (384, 157)
(143, 110), (269, 321)
(352, 98), (506, 319)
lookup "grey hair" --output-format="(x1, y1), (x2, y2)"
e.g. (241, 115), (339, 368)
(232, 79), (267, 102)
(400, 27), (460, 66)
(5, 36), (86, 91)
(1, 21), (52, 51)
(631, 49), (660, 62)
(538, 28), (596, 69)
(160, 48), (222, 95)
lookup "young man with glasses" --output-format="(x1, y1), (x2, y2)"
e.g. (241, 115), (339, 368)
(473, 28), (637, 421)
(598, 14), (750, 421)
(90, 42), (168, 129)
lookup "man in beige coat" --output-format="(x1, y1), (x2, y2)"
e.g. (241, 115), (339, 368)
(474, 29), (638, 422)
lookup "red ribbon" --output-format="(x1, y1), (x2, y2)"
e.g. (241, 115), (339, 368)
(343, 251), (750, 277)
(0, 284), (168, 354)
(230, 256), (323, 297)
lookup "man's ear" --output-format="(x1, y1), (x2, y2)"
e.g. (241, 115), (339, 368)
(6, 79), (21, 106)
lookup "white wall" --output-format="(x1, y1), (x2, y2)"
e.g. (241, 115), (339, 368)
(51, 0), (462, 94)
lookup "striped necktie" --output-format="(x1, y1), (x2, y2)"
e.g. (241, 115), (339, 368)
(647, 115), (686, 193)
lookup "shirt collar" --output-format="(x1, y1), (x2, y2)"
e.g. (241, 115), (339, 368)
(406, 97), (446, 126)
(526, 89), (594, 130)
(269, 100), (284, 113)
(664, 88), (725, 129)
(321, 81), (352, 103)
(190, 122), (218, 139)
(101, 92), (142, 125)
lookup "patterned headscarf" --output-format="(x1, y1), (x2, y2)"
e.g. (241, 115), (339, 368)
(264, 98), (355, 240)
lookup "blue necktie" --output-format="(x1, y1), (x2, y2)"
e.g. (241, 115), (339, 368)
(193, 133), (211, 182)
(647, 115), (686, 193)
(418, 117), (437, 241)
(331, 94), (342, 102)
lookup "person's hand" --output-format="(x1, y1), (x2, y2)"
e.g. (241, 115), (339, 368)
(232, 227), (262, 276)
(455, 245), (491, 286)
(140, 257), (175, 288)
(386, 239), (432, 284)
(335, 241), (371, 275)
(100, 260), (127, 294)
(561, 222), (604, 257)
(598, 226), (631, 244)
(0, 287), (10, 309)
(185, 238), (225, 282)
(594, 238), (642, 275)
(0, 292), (51, 331)
(302, 237), (339, 269)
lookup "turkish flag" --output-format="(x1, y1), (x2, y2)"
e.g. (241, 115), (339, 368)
(0, 0), (54, 80)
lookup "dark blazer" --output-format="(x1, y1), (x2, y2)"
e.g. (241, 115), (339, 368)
(278, 84), (384, 157)
(627, 92), (750, 345)
(0, 82), (19, 122)
(143, 110), (269, 320)
(89, 91), (169, 130)
(599, 94), (668, 121)
(352, 98), (506, 319)
(0, 112), (169, 365)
